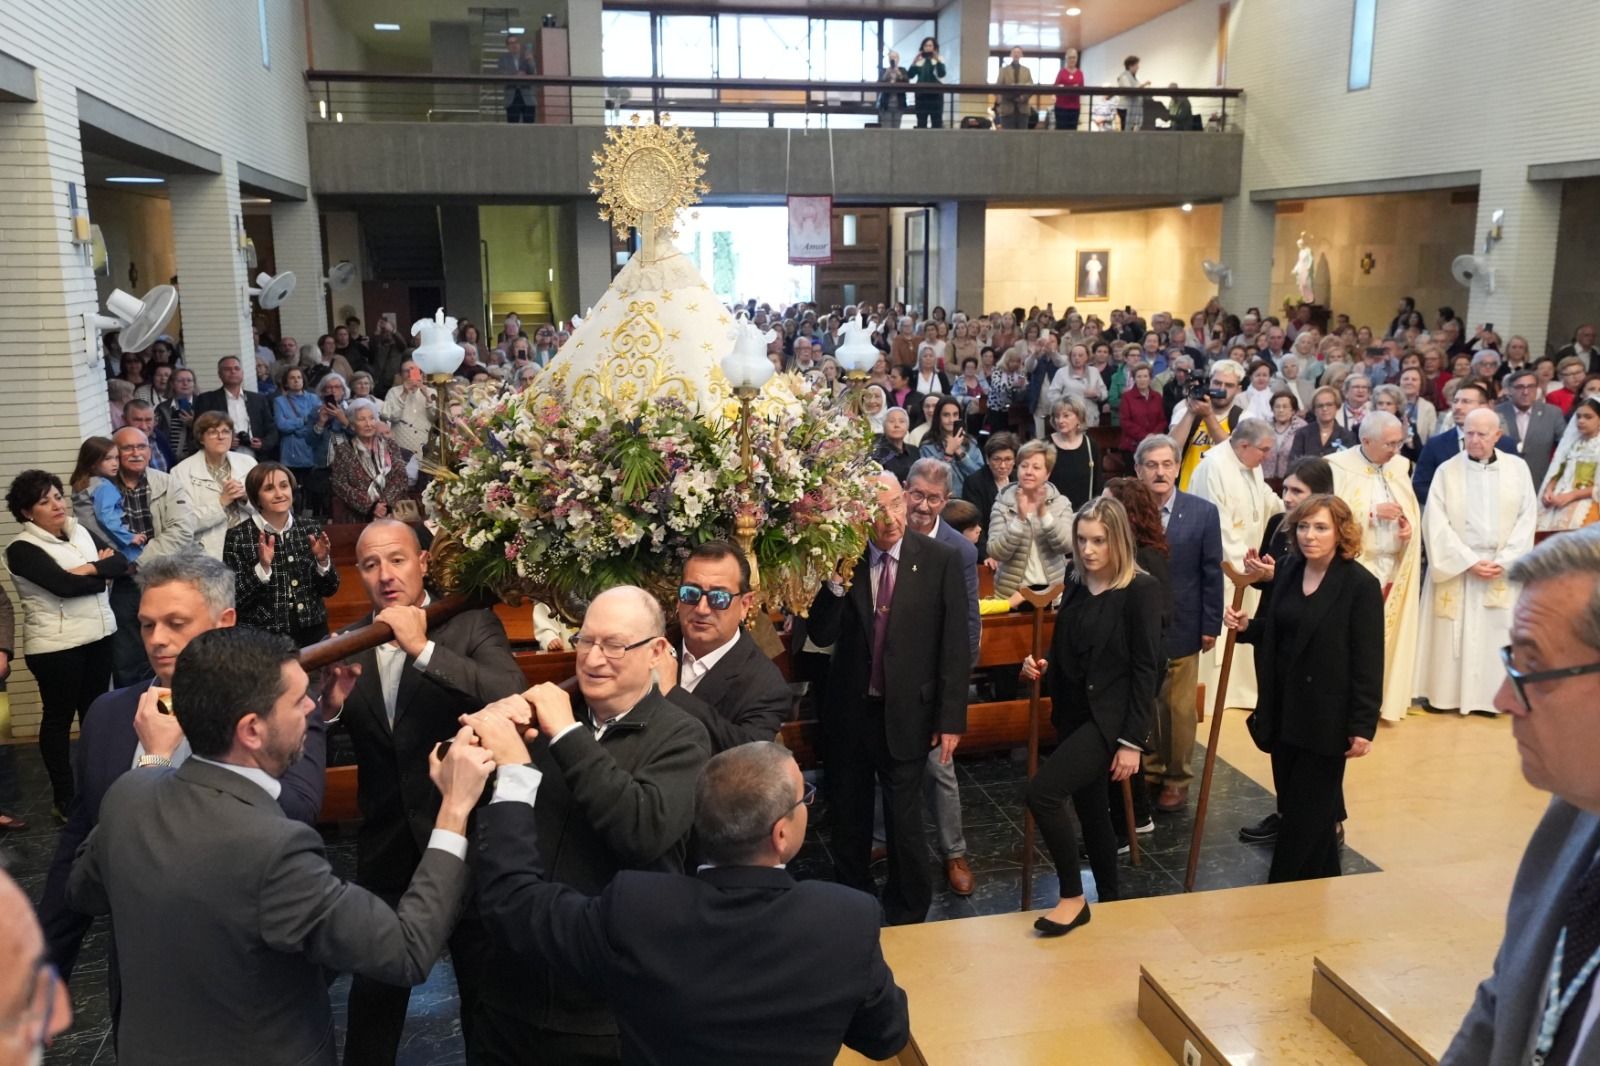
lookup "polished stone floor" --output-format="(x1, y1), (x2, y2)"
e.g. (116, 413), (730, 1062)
(0, 740), (1375, 1066)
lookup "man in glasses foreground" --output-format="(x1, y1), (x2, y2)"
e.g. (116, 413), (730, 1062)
(1443, 528), (1600, 1065)
(468, 586), (712, 1064)
(0, 868), (71, 1065)
(463, 729), (909, 1065)
(657, 540), (792, 752)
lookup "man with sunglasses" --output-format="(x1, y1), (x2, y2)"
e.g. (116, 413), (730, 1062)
(658, 541), (792, 752)
(470, 585), (711, 1065)
(1444, 528), (1600, 1066)
(0, 868), (72, 1065)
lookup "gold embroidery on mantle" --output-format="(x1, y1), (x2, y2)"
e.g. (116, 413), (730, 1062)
(569, 299), (696, 408)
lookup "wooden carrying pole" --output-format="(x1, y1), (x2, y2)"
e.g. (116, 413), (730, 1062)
(1184, 562), (1253, 893)
(1017, 583), (1064, 912)
(298, 594), (480, 672)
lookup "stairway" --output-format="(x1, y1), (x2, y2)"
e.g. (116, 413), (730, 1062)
(358, 207), (443, 282)
(475, 7), (520, 118)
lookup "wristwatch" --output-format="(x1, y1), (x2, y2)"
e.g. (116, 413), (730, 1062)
(136, 754), (173, 769)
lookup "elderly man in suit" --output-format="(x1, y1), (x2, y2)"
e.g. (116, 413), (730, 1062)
(1134, 434), (1223, 813)
(1413, 381), (1517, 505)
(321, 519), (527, 1066)
(808, 473), (971, 925)
(192, 355), (278, 459)
(1496, 368), (1564, 490)
(465, 734), (910, 1065)
(471, 586), (712, 1065)
(1443, 528), (1600, 1066)
(659, 540), (790, 751)
(67, 628), (494, 1066)
(38, 554), (332, 999)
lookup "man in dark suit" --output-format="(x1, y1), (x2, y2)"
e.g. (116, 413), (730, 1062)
(39, 554), (331, 985)
(1496, 369), (1564, 489)
(471, 586), (712, 1064)
(1443, 529), (1600, 1066)
(807, 474), (970, 925)
(466, 733), (909, 1066)
(1553, 322), (1598, 375)
(67, 628), (492, 1066)
(1134, 435), (1223, 813)
(1413, 381), (1517, 505)
(659, 540), (791, 752)
(321, 519), (528, 1066)
(193, 355), (278, 459)
(906, 458), (980, 896)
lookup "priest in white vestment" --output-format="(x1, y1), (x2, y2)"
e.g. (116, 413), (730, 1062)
(1328, 411), (1423, 722)
(1414, 409), (1537, 715)
(1189, 418), (1284, 711)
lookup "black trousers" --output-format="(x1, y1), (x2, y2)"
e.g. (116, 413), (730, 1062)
(343, 910), (490, 1065)
(25, 636), (113, 808)
(1268, 741), (1346, 883)
(1054, 106), (1080, 130)
(1027, 718), (1119, 901)
(471, 1006), (620, 1066)
(914, 92), (942, 128)
(109, 576), (152, 688)
(506, 91), (536, 124)
(826, 701), (933, 925)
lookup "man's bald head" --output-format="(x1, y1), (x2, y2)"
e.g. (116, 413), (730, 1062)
(0, 867), (71, 1059)
(354, 519), (430, 608)
(1463, 407), (1503, 461)
(112, 425), (150, 479)
(587, 585), (666, 639)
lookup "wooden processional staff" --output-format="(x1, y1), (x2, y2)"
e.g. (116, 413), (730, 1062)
(1016, 583), (1063, 912)
(1184, 561), (1255, 893)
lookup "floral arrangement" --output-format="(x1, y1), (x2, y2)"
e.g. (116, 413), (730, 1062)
(430, 372), (882, 616)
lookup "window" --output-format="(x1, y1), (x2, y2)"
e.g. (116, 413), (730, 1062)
(257, 0), (270, 68)
(1348, 0), (1377, 91)
(842, 214), (858, 246)
(602, 11), (652, 78)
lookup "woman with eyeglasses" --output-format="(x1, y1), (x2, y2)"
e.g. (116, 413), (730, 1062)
(171, 412), (257, 560)
(1288, 386), (1357, 465)
(1224, 494), (1382, 883)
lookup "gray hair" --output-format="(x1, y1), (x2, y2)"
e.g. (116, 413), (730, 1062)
(134, 552), (236, 617)
(1371, 383), (1405, 411)
(883, 407), (910, 427)
(1507, 527), (1600, 651)
(1231, 417), (1275, 448)
(1051, 394), (1089, 426)
(1135, 433), (1180, 466)
(906, 457), (953, 492)
(1171, 354), (1194, 371)
(347, 397), (383, 420)
(317, 372), (349, 398)
(694, 741), (800, 866)
(1358, 409), (1403, 442)
(1342, 373), (1372, 395)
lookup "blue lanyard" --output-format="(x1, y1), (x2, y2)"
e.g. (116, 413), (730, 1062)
(1532, 926), (1600, 1065)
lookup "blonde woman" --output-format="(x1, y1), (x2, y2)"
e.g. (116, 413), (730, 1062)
(1048, 343), (1107, 428)
(987, 440), (1074, 598)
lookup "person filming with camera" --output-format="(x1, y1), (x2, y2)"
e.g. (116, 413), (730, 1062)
(1168, 358), (1247, 492)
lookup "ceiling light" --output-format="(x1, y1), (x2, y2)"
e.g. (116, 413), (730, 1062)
(508, 26), (526, 34)
(1065, 7), (1082, 16)
(373, 22), (400, 31)
(106, 176), (165, 184)
(242, 197), (272, 205)
(1181, 202), (1194, 212)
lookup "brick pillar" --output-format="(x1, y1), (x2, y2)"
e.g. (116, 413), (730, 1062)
(169, 162), (251, 391)
(269, 196), (329, 355)
(1467, 164), (1561, 357)
(1219, 194), (1276, 315)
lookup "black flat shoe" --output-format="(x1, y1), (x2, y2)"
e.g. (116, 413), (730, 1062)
(1034, 906), (1092, 938)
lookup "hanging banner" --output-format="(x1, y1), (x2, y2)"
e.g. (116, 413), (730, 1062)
(787, 195), (833, 265)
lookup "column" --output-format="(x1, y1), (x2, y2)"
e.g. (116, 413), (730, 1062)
(1467, 163), (1561, 357)
(937, 0), (991, 128)
(936, 201), (985, 313)
(269, 196), (328, 352)
(321, 210), (368, 328)
(570, 201), (614, 317)
(1218, 194), (1276, 316)
(567, 0), (604, 125)
(169, 163), (251, 391)
(430, 20), (476, 120)
(439, 205), (485, 326)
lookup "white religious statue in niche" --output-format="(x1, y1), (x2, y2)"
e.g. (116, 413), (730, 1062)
(1292, 234), (1316, 303)
(1083, 253), (1104, 296)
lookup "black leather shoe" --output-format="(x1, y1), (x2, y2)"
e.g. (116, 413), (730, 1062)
(1238, 812), (1281, 844)
(1034, 906), (1092, 938)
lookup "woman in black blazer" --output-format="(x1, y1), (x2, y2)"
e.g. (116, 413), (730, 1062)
(221, 462), (339, 648)
(1226, 493), (1383, 883)
(1020, 497), (1162, 936)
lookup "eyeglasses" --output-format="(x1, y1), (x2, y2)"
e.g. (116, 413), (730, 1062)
(1499, 645), (1600, 713)
(117, 443), (150, 453)
(0, 958), (59, 1047)
(678, 584), (737, 610)
(751, 781), (818, 839)
(906, 489), (947, 506)
(572, 634), (656, 660)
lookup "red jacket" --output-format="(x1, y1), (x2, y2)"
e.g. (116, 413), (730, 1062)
(1119, 387), (1168, 452)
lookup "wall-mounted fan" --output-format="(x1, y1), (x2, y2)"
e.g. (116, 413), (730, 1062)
(81, 286), (179, 367)
(246, 270), (297, 309)
(324, 260), (356, 292)
(1202, 259), (1233, 287)
(1451, 254), (1495, 294)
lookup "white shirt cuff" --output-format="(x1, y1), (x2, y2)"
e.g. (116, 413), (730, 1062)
(426, 829), (468, 860)
(315, 558), (332, 574)
(255, 563), (272, 582)
(490, 762), (544, 806)
(1117, 739), (1143, 751)
(551, 721), (585, 746)
(413, 640), (436, 670)
(826, 579), (846, 597)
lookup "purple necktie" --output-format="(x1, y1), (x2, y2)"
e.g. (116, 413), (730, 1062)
(869, 552), (896, 696)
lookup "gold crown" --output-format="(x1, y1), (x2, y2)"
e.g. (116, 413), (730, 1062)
(588, 114), (710, 238)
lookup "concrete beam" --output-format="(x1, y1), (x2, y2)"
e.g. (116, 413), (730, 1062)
(238, 161), (307, 202)
(77, 91), (221, 174)
(0, 49), (36, 102)
(1528, 158), (1600, 182)
(309, 123), (1243, 204)
(1249, 170), (1480, 203)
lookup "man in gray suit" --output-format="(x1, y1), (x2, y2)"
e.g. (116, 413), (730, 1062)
(67, 627), (495, 1066)
(1443, 528), (1600, 1066)
(1496, 369), (1564, 490)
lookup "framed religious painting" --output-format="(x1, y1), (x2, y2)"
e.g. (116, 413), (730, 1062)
(1076, 249), (1109, 302)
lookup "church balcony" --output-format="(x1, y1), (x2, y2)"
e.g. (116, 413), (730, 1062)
(304, 71), (1244, 205)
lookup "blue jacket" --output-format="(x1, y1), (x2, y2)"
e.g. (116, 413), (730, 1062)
(1412, 426), (1518, 506)
(918, 440), (984, 498)
(933, 519), (981, 658)
(1162, 489), (1224, 660)
(273, 392), (328, 469)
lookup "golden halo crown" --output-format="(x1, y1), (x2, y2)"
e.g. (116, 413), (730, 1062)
(588, 114), (711, 239)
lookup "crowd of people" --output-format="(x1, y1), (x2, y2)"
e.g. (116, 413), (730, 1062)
(2, 289), (1599, 1065)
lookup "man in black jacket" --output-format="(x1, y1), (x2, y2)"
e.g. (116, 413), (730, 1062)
(467, 734), (910, 1066)
(192, 356), (278, 459)
(807, 474), (970, 925)
(321, 520), (527, 1066)
(660, 540), (791, 752)
(472, 585), (712, 1065)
